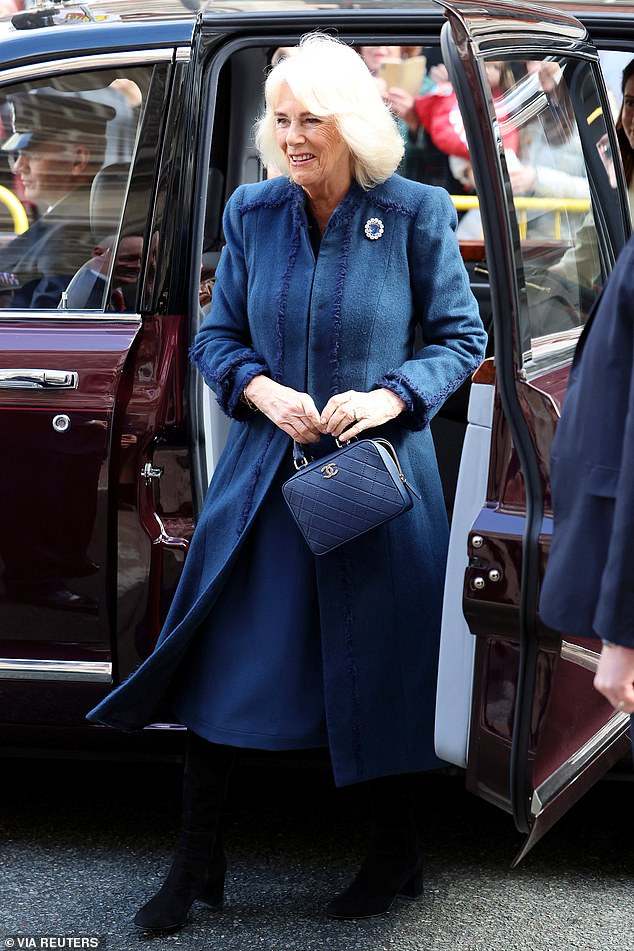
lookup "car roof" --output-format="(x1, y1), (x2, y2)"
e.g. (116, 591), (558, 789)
(199, 0), (634, 39)
(1, 1), (200, 24)
(0, 2), (196, 67)
(201, 0), (634, 14)
(3, 0), (634, 26)
(0, 0), (631, 67)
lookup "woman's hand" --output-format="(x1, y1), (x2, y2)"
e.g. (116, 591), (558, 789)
(509, 164), (536, 195)
(385, 87), (418, 132)
(320, 388), (406, 441)
(428, 63), (449, 84)
(244, 375), (322, 444)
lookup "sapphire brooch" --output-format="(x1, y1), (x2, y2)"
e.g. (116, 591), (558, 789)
(364, 217), (384, 240)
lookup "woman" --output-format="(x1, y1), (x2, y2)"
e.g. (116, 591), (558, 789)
(387, 60), (518, 162)
(87, 34), (486, 931)
(616, 57), (634, 214)
(548, 57), (634, 297)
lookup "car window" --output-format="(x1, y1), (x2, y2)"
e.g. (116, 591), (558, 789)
(0, 66), (152, 312)
(480, 54), (616, 377)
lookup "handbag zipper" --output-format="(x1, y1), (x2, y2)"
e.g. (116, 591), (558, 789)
(375, 438), (422, 499)
(399, 473), (422, 500)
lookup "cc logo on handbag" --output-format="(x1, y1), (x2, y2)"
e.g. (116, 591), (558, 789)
(321, 463), (339, 479)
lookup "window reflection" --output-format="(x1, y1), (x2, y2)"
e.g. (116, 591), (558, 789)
(481, 55), (617, 373)
(0, 69), (148, 311)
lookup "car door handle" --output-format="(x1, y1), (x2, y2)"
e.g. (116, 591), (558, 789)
(0, 368), (79, 389)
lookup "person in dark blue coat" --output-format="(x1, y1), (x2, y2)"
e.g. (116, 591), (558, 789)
(87, 34), (486, 930)
(0, 89), (114, 308)
(540, 234), (634, 715)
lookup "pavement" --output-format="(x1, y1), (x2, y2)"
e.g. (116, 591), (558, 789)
(1, 754), (633, 951)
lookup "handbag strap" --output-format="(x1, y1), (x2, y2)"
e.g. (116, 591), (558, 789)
(293, 441), (311, 470)
(292, 435), (357, 471)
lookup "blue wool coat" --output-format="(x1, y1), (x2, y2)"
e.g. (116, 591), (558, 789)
(87, 173), (487, 786)
(540, 235), (634, 648)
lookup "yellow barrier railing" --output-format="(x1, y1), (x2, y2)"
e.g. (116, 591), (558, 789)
(451, 195), (591, 240)
(0, 185), (28, 235)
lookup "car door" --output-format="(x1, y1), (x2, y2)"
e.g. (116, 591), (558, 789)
(0, 49), (179, 726)
(435, 0), (631, 859)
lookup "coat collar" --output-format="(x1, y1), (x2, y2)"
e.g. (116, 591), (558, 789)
(288, 177), (366, 230)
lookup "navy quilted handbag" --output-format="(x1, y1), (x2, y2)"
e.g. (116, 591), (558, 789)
(282, 438), (420, 556)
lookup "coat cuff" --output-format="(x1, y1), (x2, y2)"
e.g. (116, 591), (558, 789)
(190, 348), (270, 420)
(594, 611), (634, 650)
(377, 361), (481, 432)
(376, 372), (428, 432)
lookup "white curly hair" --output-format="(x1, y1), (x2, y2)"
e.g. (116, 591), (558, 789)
(255, 33), (404, 189)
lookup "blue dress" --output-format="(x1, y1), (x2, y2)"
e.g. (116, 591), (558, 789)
(167, 451), (328, 750)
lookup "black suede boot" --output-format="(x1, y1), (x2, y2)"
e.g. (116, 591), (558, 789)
(196, 831), (227, 908)
(134, 732), (236, 933)
(325, 774), (423, 920)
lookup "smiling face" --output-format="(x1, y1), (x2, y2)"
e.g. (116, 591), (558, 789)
(10, 139), (78, 207)
(274, 83), (352, 198)
(621, 76), (634, 152)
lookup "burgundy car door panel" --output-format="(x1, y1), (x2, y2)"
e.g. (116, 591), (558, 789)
(438, 0), (631, 856)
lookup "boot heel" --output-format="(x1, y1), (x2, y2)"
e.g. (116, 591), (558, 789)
(197, 845), (227, 908)
(399, 868), (423, 900)
(198, 868), (225, 908)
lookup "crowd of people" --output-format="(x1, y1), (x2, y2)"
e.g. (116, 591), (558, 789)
(358, 45), (634, 240)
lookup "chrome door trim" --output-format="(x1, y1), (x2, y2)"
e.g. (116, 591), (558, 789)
(560, 640), (601, 673)
(0, 49), (178, 87)
(0, 658), (112, 683)
(0, 369), (79, 389)
(531, 711), (630, 816)
(0, 313), (142, 325)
